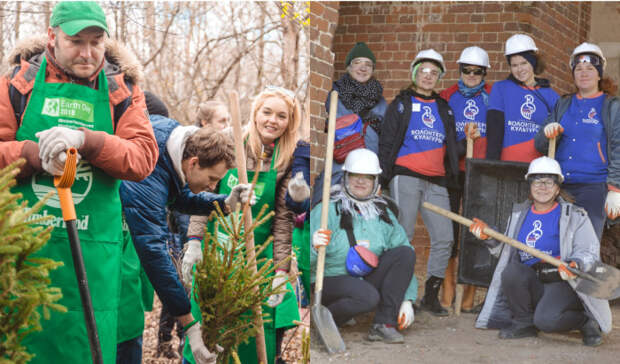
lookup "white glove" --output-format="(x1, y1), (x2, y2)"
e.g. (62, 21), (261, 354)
(398, 300), (414, 330)
(186, 322), (221, 364)
(182, 239), (203, 283)
(224, 183), (256, 210)
(41, 150), (82, 176)
(36, 127), (85, 162)
(287, 171), (310, 202)
(605, 189), (620, 220)
(544, 122), (564, 138)
(312, 229), (331, 249)
(267, 270), (288, 308)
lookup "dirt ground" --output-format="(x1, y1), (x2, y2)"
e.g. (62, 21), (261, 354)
(140, 296), (309, 364)
(310, 300), (620, 364)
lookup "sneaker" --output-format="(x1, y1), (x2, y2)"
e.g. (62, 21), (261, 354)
(367, 324), (404, 344)
(580, 318), (602, 347)
(498, 325), (538, 339)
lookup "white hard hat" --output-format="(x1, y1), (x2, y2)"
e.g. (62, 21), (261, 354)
(342, 148), (382, 175)
(457, 46), (491, 68)
(570, 42), (607, 71)
(505, 34), (538, 56)
(525, 156), (564, 183)
(410, 49), (446, 74)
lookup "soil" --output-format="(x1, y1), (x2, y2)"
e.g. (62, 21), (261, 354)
(310, 301), (620, 364)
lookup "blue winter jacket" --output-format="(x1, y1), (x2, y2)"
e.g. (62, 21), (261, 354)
(120, 115), (227, 316)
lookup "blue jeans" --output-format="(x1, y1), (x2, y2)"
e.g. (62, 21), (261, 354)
(116, 336), (142, 364)
(563, 182), (607, 240)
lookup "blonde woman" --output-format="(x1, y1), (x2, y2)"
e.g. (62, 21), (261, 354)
(182, 86), (301, 364)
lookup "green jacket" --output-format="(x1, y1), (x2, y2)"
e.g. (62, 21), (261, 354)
(310, 200), (418, 302)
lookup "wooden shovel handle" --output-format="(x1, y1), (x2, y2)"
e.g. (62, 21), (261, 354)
(315, 91), (338, 294)
(422, 202), (566, 268)
(548, 137), (556, 159)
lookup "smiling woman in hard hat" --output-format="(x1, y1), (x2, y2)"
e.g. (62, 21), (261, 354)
(439, 46), (493, 314)
(378, 49), (460, 317)
(310, 149), (417, 344)
(486, 34), (559, 162)
(470, 156), (611, 347)
(534, 43), (620, 240)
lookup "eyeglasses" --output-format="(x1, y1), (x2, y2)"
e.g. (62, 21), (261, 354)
(351, 59), (374, 68)
(348, 173), (375, 182)
(531, 179), (556, 188)
(570, 54), (602, 68)
(420, 67), (440, 77)
(462, 68), (485, 76)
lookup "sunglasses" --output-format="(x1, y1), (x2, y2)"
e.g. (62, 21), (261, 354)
(570, 54), (602, 68)
(461, 68), (485, 76)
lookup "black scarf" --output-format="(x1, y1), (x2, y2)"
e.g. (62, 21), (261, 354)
(335, 73), (384, 128)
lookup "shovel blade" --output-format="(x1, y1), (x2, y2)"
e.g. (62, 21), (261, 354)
(311, 304), (346, 354)
(574, 261), (620, 300)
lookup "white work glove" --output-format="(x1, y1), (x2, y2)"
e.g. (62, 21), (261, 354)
(36, 127), (85, 162)
(398, 300), (414, 330)
(267, 270), (288, 308)
(224, 183), (256, 210)
(41, 151), (81, 176)
(312, 229), (331, 249)
(605, 189), (620, 219)
(544, 122), (564, 139)
(186, 322), (222, 364)
(287, 171), (310, 202)
(182, 239), (203, 283)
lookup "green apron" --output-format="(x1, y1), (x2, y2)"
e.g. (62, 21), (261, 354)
(184, 144), (299, 364)
(116, 219), (154, 343)
(14, 57), (123, 364)
(292, 219), (310, 297)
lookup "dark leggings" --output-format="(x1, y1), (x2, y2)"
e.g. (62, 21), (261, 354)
(321, 246), (415, 326)
(501, 260), (587, 332)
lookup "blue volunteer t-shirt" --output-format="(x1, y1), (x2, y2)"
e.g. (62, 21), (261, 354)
(488, 79), (559, 162)
(448, 92), (488, 170)
(517, 203), (561, 266)
(556, 92), (607, 184)
(395, 96), (446, 176)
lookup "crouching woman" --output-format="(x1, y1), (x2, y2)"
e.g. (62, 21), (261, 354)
(310, 149), (417, 344)
(471, 156), (612, 346)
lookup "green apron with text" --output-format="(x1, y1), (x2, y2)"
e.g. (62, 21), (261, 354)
(117, 220), (154, 343)
(292, 219), (310, 297)
(184, 144), (299, 364)
(14, 57), (123, 364)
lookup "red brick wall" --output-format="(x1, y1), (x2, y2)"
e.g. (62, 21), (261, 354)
(309, 1), (340, 184)
(332, 1), (590, 103)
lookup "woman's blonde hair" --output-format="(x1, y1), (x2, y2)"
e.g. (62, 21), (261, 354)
(245, 87), (301, 170)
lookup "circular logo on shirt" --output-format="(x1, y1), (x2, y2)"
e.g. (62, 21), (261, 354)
(31, 162), (93, 208)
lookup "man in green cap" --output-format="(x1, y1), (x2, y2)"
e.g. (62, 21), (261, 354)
(0, 2), (158, 363)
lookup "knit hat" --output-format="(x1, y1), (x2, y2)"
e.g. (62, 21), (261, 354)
(345, 42), (376, 67)
(507, 51), (537, 70)
(572, 53), (604, 78)
(50, 1), (109, 36)
(144, 91), (169, 117)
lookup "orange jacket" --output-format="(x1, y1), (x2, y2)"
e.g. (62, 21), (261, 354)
(0, 36), (158, 180)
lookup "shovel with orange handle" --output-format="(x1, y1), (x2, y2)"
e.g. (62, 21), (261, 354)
(55, 148), (103, 364)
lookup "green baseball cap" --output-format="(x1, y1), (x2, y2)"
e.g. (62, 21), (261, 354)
(50, 1), (109, 36)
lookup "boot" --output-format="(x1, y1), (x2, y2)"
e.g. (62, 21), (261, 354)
(440, 257), (457, 308)
(580, 318), (602, 347)
(420, 276), (449, 316)
(156, 340), (180, 359)
(461, 285), (477, 312)
(498, 325), (538, 339)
